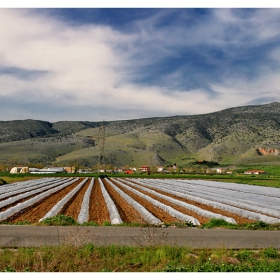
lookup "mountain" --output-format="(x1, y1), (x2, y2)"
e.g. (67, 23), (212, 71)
(1, 102), (280, 168)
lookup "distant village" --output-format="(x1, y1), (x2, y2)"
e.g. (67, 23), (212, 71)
(8, 164), (268, 176)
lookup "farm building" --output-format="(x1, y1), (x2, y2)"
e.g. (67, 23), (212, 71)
(141, 166), (150, 172)
(29, 167), (67, 174)
(244, 170), (267, 175)
(124, 170), (133, 174)
(157, 166), (165, 172)
(10, 167), (28, 174)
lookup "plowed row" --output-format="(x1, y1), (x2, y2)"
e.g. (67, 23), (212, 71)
(1, 178), (257, 225)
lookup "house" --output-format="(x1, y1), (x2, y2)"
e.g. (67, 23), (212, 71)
(157, 166), (164, 172)
(244, 170), (267, 175)
(141, 166), (150, 172)
(124, 170), (133, 174)
(63, 167), (75, 173)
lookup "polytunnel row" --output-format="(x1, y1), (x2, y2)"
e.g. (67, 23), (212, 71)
(98, 178), (123, 225)
(109, 178), (200, 225)
(194, 179), (280, 199)
(0, 177), (69, 201)
(77, 178), (94, 224)
(175, 180), (280, 212)
(0, 178), (79, 222)
(162, 179), (280, 221)
(0, 177), (73, 210)
(117, 178), (236, 224)
(0, 177), (60, 195)
(39, 178), (89, 222)
(104, 178), (162, 225)
(131, 178), (280, 224)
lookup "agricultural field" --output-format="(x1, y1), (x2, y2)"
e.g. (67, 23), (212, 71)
(0, 177), (280, 226)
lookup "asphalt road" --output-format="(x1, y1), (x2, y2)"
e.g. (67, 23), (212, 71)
(0, 225), (280, 248)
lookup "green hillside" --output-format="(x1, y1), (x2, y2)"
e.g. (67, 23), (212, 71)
(1, 102), (280, 168)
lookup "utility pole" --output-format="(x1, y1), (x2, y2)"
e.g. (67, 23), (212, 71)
(99, 120), (105, 170)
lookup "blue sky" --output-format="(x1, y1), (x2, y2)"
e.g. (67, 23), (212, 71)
(1, 5), (280, 121)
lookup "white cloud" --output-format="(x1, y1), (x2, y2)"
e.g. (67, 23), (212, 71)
(1, 8), (280, 122)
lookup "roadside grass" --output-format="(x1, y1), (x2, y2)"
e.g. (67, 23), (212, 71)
(201, 219), (280, 230)
(0, 244), (279, 272)
(1, 216), (279, 231)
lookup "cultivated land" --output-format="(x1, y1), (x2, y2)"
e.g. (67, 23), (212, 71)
(1, 177), (279, 226)
(1, 175), (280, 272)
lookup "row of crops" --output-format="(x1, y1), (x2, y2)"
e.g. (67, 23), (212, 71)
(0, 177), (280, 225)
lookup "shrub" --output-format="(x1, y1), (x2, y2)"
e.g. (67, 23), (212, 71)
(202, 218), (234, 228)
(39, 215), (77, 226)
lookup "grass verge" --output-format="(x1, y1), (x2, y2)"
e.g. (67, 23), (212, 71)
(0, 244), (279, 272)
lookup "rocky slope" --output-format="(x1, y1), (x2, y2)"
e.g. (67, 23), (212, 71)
(0, 102), (280, 167)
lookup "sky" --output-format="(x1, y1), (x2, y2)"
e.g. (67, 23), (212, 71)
(1, 2), (280, 122)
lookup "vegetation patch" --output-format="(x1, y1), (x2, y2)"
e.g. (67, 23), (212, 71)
(0, 245), (279, 272)
(39, 215), (78, 226)
(0, 178), (7, 185)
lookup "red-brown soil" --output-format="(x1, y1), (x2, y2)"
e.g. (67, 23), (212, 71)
(88, 179), (110, 224)
(103, 179), (146, 223)
(1, 177), (260, 225)
(107, 179), (182, 224)
(7, 179), (83, 223)
(126, 179), (256, 224)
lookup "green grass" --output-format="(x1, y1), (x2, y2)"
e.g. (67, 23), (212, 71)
(0, 244), (279, 272)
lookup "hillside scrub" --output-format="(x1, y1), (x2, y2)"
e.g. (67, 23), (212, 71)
(1, 103), (280, 167)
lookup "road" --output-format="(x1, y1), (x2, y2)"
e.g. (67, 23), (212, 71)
(0, 225), (279, 248)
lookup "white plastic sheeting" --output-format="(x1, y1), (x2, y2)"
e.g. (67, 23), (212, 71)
(99, 178), (123, 225)
(77, 178), (94, 224)
(0, 178), (60, 195)
(105, 178), (162, 225)
(132, 178), (280, 224)
(109, 178), (200, 225)
(0, 178), (79, 222)
(183, 180), (280, 212)
(119, 178), (236, 224)
(39, 178), (88, 222)
(0, 178), (69, 202)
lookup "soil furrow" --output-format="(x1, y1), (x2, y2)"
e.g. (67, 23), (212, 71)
(62, 178), (91, 220)
(128, 179), (256, 224)
(7, 179), (83, 223)
(108, 179), (181, 224)
(88, 179), (110, 224)
(103, 179), (144, 223)
(117, 179), (210, 224)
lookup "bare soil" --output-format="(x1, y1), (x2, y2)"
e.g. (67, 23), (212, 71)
(127, 179), (256, 224)
(1, 177), (262, 225)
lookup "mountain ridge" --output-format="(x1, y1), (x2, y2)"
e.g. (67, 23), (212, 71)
(1, 102), (280, 167)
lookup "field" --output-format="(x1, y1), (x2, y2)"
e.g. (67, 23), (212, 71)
(1, 177), (279, 226)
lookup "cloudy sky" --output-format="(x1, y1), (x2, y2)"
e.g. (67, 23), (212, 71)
(1, 5), (280, 121)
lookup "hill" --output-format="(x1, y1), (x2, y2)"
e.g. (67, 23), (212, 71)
(1, 102), (280, 168)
